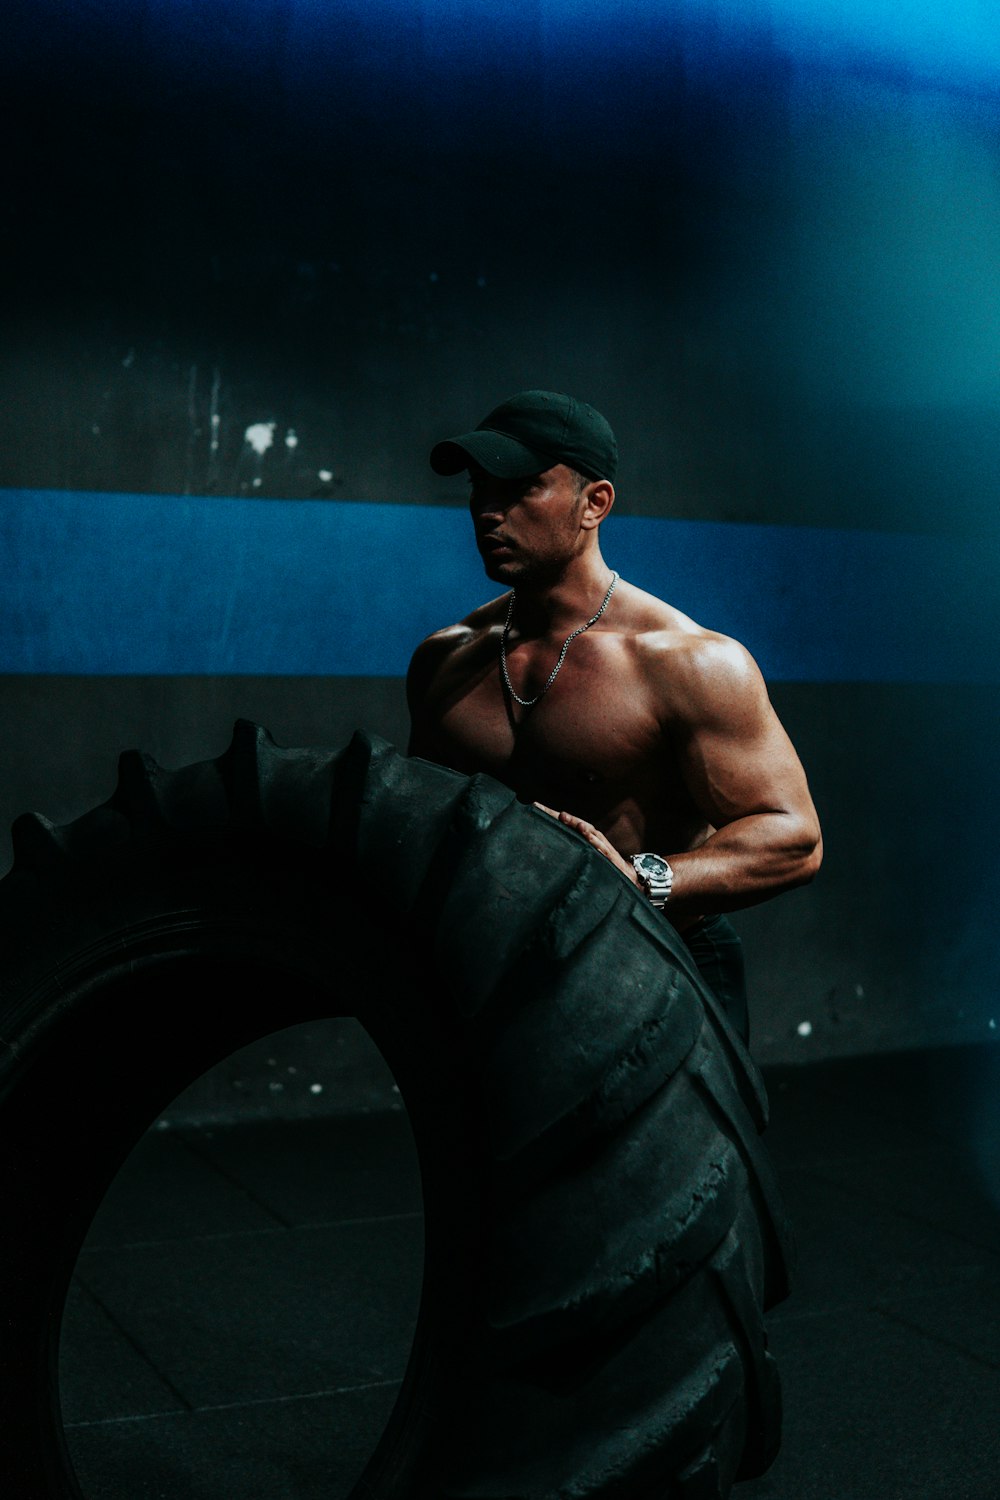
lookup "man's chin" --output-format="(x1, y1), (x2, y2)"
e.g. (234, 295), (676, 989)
(480, 554), (522, 585)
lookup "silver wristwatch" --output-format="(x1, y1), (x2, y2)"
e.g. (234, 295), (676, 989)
(631, 852), (674, 909)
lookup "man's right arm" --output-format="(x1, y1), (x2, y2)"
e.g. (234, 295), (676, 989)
(405, 636), (438, 757)
(405, 627), (464, 758)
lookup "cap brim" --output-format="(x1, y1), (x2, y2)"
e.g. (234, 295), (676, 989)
(429, 428), (554, 478)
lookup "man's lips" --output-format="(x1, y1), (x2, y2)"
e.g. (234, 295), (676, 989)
(479, 534), (514, 553)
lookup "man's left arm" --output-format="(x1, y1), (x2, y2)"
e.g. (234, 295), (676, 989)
(538, 635), (822, 925)
(654, 635), (822, 922)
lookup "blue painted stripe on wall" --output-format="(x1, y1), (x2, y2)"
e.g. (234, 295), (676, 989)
(1, 489), (995, 681)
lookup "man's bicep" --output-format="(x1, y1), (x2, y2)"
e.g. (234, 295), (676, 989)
(406, 629), (461, 757)
(405, 638), (437, 755)
(405, 641), (428, 713)
(670, 640), (813, 827)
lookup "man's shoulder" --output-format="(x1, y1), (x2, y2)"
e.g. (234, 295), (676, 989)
(619, 580), (740, 657)
(406, 595), (507, 685)
(619, 582), (762, 710)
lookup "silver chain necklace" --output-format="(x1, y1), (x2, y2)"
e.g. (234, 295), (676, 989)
(500, 571), (619, 708)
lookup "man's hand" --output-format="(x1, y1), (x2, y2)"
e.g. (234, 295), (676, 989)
(533, 803), (641, 888)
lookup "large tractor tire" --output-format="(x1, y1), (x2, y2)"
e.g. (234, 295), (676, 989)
(0, 723), (793, 1499)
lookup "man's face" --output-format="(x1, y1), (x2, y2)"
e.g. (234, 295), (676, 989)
(467, 462), (587, 585)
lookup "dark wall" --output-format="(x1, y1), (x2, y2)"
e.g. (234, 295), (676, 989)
(4, 0), (999, 1107)
(7, 0), (999, 528)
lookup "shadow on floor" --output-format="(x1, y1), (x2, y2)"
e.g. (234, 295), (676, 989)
(60, 1045), (1000, 1499)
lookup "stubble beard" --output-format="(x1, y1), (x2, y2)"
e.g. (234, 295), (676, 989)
(481, 547), (572, 592)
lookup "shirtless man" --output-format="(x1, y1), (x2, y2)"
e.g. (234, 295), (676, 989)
(407, 390), (822, 1043)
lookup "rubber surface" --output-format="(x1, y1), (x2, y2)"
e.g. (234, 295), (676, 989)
(0, 722), (793, 1498)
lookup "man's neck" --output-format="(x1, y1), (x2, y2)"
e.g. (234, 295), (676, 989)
(508, 554), (617, 639)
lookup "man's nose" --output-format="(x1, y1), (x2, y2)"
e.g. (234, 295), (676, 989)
(469, 485), (506, 519)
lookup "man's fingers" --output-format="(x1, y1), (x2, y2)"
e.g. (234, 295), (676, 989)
(564, 814), (606, 847)
(532, 803), (638, 884)
(532, 803), (603, 847)
(533, 802), (593, 834)
(565, 818), (598, 841)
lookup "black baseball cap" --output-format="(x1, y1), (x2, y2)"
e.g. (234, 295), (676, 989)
(429, 390), (618, 483)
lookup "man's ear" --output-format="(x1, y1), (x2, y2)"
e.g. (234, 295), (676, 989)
(581, 480), (615, 530)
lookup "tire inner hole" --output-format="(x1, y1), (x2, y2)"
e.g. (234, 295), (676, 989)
(58, 1017), (424, 1500)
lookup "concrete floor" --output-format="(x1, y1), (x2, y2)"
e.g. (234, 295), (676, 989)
(60, 1044), (1000, 1499)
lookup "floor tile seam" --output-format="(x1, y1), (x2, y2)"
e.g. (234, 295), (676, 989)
(175, 1129), (293, 1228)
(873, 1303), (1000, 1373)
(863, 1114), (989, 1156)
(76, 1207), (425, 1255)
(62, 1375), (403, 1430)
(866, 1271), (997, 1310)
(768, 1083), (992, 1147)
(763, 1044), (999, 1086)
(68, 1280), (195, 1414)
(790, 1164), (1000, 1261)
(768, 1302), (879, 1327)
(768, 1276), (989, 1327)
(851, 1072), (1000, 1143)
(179, 1117), (412, 1142)
(771, 1142), (972, 1173)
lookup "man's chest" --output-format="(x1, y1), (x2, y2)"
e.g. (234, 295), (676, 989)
(424, 639), (667, 806)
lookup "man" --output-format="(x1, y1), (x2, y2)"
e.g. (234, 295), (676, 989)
(407, 390), (822, 1043)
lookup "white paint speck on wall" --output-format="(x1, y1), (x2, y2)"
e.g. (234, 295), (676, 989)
(244, 421), (276, 456)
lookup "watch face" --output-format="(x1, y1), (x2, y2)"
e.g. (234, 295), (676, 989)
(636, 854), (669, 879)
